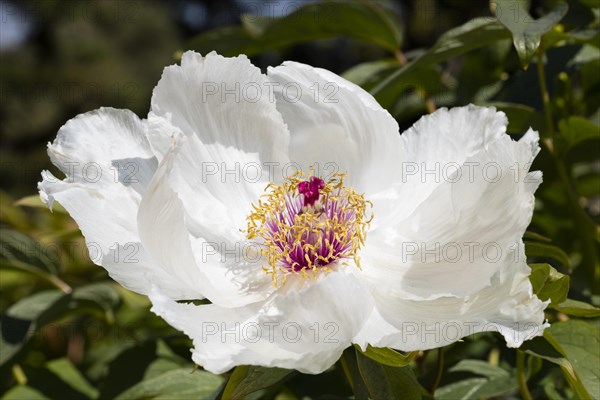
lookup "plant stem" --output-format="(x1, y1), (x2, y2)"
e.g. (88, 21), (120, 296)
(517, 350), (533, 400)
(535, 49), (599, 293)
(536, 51), (554, 139)
(429, 348), (444, 395)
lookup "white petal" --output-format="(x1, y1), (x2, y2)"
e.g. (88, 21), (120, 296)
(137, 137), (273, 306)
(38, 107), (155, 260)
(267, 61), (401, 194)
(354, 106), (547, 350)
(355, 243), (548, 351)
(372, 105), (510, 224)
(150, 271), (373, 374)
(151, 51), (289, 167)
(362, 106), (542, 300)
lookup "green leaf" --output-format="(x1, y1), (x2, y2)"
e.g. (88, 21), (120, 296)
(222, 365), (294, 400)
(449, 359), (510, 379)
(553, 299), (600, 318)
(493, 1), (568, 68)
(45, 358), (99, 399)
(14, 195), (66, 213)
(115, 368), (223, 400)
(438, 360), (518, 399)
(0, 290), (69, 368)
(342, 59), (401, 90)
(1, 283), (122, 370)
(340, 348), (369, 400)
(525, 242), (571, 269)
(355, 348), (422, 400)
(482, 102), (544, 134)
(70, 283), (121, 324)
(436, 378), (489, 400)
(529, 263), (570, 305)
(547, 320), (600, 399)
(0, 229), (60, 276)
(523, 230), (552, 243)
(1, 385), (50, 400)
(559, 116), (600, 152)
(188, 1), (403, 56)
(522, 334), (591, 399)
(354, 344), (417, 367)
(371, 18), (511, 108)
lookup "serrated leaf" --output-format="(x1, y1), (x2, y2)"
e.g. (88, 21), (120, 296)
(222, 365), (293, 400)
(188, 1), (403, 56)
(493, 1), (568, 67)
(355, 348), (422, 400)
(529, 263), (570, 305)
(354, 344), (417, 367)
(115, 368), (223, 400)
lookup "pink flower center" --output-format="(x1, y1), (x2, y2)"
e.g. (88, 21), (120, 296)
(246, 172), (372, 287)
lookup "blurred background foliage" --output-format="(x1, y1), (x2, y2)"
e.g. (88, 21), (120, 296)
(0, 0), (599, 399)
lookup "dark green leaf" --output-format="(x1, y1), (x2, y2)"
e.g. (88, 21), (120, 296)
(0, 290), (69, 368)
(559, 116), (600, 152)
(525, 242), (571, 269)
(45, 358), (99, 399)
(342, 59), (401, 90)
(493, 1), (568, 67)
(188, 1), (403, 56)
(523, 230), (552, 243)
(115, 368), (223, 400)
(482, 102), (543, 134)
(340, 348), (369, 400)
(371, 18), (511, 108)
(355, 348), (422, 400)
(222, 365), (294, 400)
(0, 229), (60, 276)
(70, 283), (121, 323)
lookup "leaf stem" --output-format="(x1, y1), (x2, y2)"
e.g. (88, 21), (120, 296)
(429, 348), (444, 395)
(517, 350), (533, 400)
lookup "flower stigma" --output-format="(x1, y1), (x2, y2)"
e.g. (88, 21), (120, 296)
(246, 171), (373, 287)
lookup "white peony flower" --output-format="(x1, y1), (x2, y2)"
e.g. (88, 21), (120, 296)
(39, 51), (548, 374)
